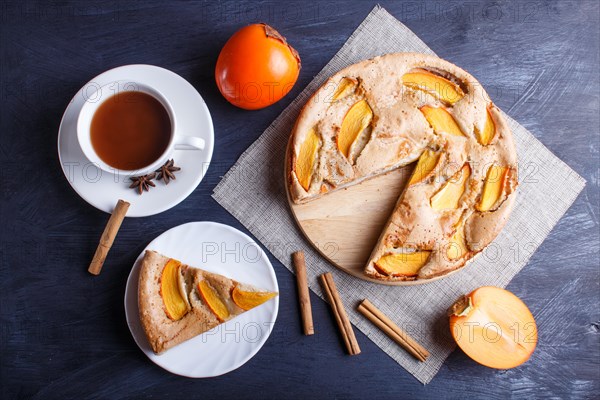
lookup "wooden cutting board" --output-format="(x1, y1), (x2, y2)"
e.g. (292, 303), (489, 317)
(286, 150), (419, 285)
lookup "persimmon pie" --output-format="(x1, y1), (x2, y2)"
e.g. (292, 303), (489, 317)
(139, 250), (277, 354)
(287, 53), (518, 282)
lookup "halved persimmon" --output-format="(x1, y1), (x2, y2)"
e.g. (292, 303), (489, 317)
(448, 286), (537, 369)
(215, 23), (301, 110)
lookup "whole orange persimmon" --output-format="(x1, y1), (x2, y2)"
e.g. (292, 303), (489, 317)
(215, 23), (301, 110)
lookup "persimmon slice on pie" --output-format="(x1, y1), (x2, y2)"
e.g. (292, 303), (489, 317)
(287, 53), (518, 282)
(138, 250), (277, 354)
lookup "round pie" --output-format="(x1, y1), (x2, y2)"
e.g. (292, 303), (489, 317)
(287, 53), (518, 282)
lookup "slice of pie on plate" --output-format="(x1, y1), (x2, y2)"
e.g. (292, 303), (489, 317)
(138, 250), (278, 354)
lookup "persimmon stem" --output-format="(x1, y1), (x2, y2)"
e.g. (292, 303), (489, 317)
(448, 295), (472, 317)
(262, 23), (301, 67)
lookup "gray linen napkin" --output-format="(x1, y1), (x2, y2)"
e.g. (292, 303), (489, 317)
(212, 5), (586, 383)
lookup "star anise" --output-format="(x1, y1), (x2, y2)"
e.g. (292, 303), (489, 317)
(129, 173), (156, 195)
(155, 159), (181, 185)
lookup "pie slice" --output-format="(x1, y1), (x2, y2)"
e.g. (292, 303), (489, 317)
(287, 52), (518, 282)
(138, 250), (278, 354)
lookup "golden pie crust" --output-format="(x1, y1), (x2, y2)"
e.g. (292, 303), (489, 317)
(287, 53), (518, 282)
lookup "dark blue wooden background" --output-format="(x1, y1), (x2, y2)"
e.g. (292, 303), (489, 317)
(1, 1), (598, 399)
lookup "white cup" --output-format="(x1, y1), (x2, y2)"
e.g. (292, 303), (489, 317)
(77, 80), (205, 175)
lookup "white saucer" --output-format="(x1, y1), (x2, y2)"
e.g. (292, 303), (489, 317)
(57, 65), (214, 217)
(124, 222), (279, 377)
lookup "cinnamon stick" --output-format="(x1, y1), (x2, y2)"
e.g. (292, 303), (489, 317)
(292, 251), (314, 335)
(320, 272), (360, 355)
(88, 199), (130, 275)
(357, 299), (429, 362)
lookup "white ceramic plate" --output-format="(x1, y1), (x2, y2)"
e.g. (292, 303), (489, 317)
(57, 64), (214, 217)
(124, 221), (279, 377)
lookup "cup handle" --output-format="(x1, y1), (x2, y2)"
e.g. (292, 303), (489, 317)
(174, 135), (205, 150)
